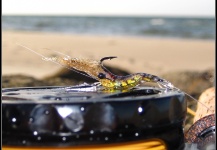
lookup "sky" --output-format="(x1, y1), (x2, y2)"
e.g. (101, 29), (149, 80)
(2, 0), (215, 17)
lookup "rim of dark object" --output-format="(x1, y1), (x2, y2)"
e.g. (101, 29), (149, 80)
(185, 114), (216, 150)
(2, 85), (186, 150)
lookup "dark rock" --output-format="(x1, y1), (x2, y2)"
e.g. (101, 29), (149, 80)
(2, 74), (46, 88)
(161, 68), (214, 97)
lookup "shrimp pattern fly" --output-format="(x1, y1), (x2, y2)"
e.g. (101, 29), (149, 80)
(18, 43), (174, 90)
(17, 43), (213, 113)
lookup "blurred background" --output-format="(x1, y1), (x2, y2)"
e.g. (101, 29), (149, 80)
(2, 0), (215, 132)
(2, 0), (215, 84)
(2, 0), (215, 39)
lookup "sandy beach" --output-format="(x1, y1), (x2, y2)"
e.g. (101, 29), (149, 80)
(2, 31), (215, 79)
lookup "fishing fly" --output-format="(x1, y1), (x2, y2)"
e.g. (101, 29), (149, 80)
(17, 43), (212, 113)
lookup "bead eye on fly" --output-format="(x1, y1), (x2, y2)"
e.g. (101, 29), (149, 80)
(98, 73), (106, 79)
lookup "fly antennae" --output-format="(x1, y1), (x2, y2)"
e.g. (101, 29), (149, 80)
(158, 81), (213, 114)
(17, 43), (97, 80)
(43, 48), (71, 59)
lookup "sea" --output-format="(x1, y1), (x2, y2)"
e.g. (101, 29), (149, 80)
(2, 15), (215, 39)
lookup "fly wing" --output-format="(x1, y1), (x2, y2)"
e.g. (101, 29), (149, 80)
(18, 43), (101, 80)
(53, 56), (106, 80)
(18, 43), (114, 81)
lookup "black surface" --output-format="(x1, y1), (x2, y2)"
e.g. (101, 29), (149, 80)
(2, 85), (186, 149)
